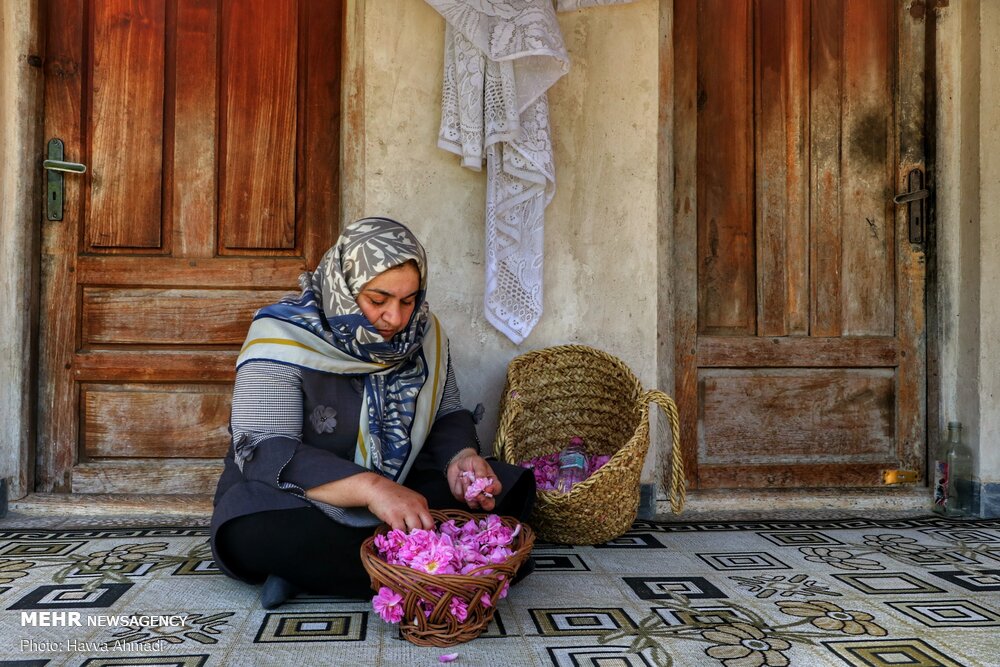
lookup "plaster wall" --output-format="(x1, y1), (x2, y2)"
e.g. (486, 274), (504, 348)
(936, 0), (980, 458)
(977, 0), (1000, 483)
(935, 0), (1000, 513)
(349, 0), (662, 477)
(0, 1), (43, 499)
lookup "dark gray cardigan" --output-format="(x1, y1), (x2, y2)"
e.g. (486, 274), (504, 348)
(209, 359), (482, 580)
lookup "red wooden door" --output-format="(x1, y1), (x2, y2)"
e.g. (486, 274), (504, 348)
(673, 0), (927, 489)
(38, 0), (342, 494)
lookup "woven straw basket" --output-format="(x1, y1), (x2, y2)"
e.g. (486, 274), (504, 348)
(359, 509), (535, 647)
(494, 345), (685, 545)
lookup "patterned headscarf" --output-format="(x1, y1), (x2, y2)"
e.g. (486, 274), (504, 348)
(238, 217), (447, 481)
(312, 217), (429, 360)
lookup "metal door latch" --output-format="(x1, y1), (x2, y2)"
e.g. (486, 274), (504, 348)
(893, 168), (929, 244)
(42, 138), (87, 221)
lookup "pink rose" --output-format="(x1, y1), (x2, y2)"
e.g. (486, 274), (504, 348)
(372, 587), (404, 624)
(449, 596), (469, 622)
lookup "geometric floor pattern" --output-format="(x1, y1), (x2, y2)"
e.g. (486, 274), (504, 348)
(0, 516), (998, 666)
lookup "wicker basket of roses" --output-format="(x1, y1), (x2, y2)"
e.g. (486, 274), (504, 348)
(495, 344), (686, 544)
(359, 509), (535, 647)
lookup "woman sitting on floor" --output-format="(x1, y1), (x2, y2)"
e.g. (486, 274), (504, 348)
(209, 217), (536, 608)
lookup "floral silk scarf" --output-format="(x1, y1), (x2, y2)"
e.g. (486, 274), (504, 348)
(237, 217), (447, 482)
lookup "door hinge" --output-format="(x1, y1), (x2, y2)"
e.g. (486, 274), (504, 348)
(42, 138), (87, 221)
(893, 168), (929, 244)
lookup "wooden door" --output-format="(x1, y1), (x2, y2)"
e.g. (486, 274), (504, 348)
(38, 0), (342, 494)
(672, 0), (927, 489)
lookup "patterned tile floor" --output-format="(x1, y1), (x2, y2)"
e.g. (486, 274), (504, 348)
(0, 512), (998, 666)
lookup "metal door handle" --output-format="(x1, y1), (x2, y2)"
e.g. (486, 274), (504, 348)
(894, 168), (929, 245)
(44, 139), (86, 221)
(892, 189), (928, 205)
(43, 159), (87, 174)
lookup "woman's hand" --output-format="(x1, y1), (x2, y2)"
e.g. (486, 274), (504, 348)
(365, 476), (435, 532)
(305, 472), (433, 533)
(446, 448), (502, 512)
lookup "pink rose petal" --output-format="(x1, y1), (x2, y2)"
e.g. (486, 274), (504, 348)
(461, 471), (495, 501)
(449, 596), (469, 622)
(439, 653), (459, 663)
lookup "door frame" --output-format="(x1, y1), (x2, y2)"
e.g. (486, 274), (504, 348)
(6, 0), (356, 499)
(1, 0), (44, 502)
(664, 0), (935, 493)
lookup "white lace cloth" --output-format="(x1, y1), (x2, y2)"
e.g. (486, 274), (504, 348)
(426, 0), (635, 343)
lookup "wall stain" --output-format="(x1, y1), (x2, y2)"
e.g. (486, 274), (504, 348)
(850, 111), (887, 167)
(908, 0), (949, 20)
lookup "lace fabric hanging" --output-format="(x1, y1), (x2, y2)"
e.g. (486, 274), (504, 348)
(427, 0), (636, 343)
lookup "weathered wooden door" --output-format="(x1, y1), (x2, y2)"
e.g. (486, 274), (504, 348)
(673, 0), (927, 489)
(38, 0), (342, 494)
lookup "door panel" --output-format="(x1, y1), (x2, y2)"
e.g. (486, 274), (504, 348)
(673, 0), (927, 489)
(699, 370), (896, 463)
(82, 383), (232, 459)
(80, 288), (289, 346)
(219, 0), (298, 250)
(755, 0), (808, 336)
(39, 0), (343, 493)
(696, 0), (755, 336)
(817, 0), (896, 337)
(89, 0), (167, 250)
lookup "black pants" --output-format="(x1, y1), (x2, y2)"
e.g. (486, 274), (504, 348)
(214, 467), (535, 599)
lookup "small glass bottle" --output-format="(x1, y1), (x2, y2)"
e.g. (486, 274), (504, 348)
(556, 437), (588, 493)
(931, 432), (949, 515)
(944, 422), (973, 516)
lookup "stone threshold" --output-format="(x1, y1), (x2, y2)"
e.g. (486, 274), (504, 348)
(656, 486), (933, 520)
(4, 486), (934, 524)
(8, 493), (212, 517)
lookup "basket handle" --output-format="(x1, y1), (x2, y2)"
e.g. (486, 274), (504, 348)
(492, 388), (522, 462)
(639, 389), (686, 515)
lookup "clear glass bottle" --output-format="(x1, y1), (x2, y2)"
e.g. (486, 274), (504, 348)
(556, 437), (588, 493)
(931, 429), (949, 515)
(944, 422), (973, 516)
